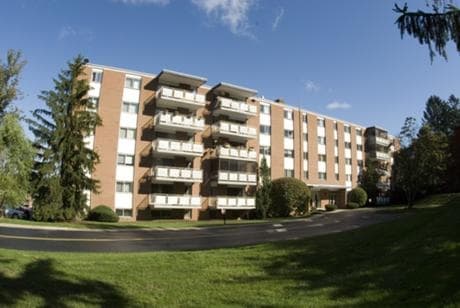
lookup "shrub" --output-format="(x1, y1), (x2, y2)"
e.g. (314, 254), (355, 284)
(348, 187), (368, 207)
(325, 204), (337, 211)
(347, 202), (360, 209)
(86, 205), (119, 222)
(269, 177), (311, 217)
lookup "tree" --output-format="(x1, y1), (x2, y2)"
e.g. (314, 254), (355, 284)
(359, 159), (380, 204)
(423, 95), (460, 137)
(0, 50), (26, 117)
(29, 55), (101, 221)
(269, 177), (310, 217)
(394, 1), (460, 61)
(255, 156), (271, 219)
(0, 113), (34, 213)
(348, 187), (368, 207)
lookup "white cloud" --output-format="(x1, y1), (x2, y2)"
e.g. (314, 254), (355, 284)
(115, 0), (170, 5)
(272, 7), (284, 30)
(191, 0), (256, 36)
(58, 26), (94, 41)
(326, 101), (351, 110)
(304, 80), (320, 92)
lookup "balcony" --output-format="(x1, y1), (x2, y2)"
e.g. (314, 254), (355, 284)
(212, 196), (256, 210)
(375, 136), (390, 146)
(152, 139), (203, 158)
(151, 166), (203, 183)
(217, 146), (257, 162)
(154, 112), (205, 134)
(149, 194), (202, 209)
(376, 151), (390, 160)
(156, 86), (206, 111)
(217, 171), (257, 186)
(212, 121), (257, 142)
(214, 97), (257, 120)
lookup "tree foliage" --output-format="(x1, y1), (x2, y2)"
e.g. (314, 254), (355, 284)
(394, 1), (460, 61)
(359, 159), (381, 203)
(423, 95), (460, 136)
(255, 156), (271, 219)
(269, 177), (310, 217)
(29, 55), (101, 221)
(0, 113), (33, 211)
(348, 187), (368, 207)
(0, 50), (26, 117)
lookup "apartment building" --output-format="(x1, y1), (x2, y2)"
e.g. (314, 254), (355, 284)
(84, 63), (394, 220)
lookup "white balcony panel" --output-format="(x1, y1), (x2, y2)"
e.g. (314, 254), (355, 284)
(122, 88), (140, 103)
(120, 112), (138, 128)
(376, 151), (390, 160)
(356, 136), (362, 145)
(215, 97), (257, 120)
(213, 121), (257, 141)
(334, 146), (338, 156)
(376, 137), (390, 146)
(318, 161), (326, 173)
(260, 134), (271, 146)
(156, 86), (205, 110)
(84, 135), (94, 149)
(89, 82), (101, 97)
(118, 139), (136, 155)
(345, 165), (352, 174)
(155, 112), (205, 133)
(346, 181), (352, 188)
(334, 130), (338, 139)
(151, 166), (203, 183)
(303, 160), (308, 171)
(152, 139), (203, 157)
(217, 146), (257, 162)
(318, 144), (326, 155)
(284, 119), (294, 130)
(260, 114), (271, 126)
(217, 171), (257, 185)
(357, 151), (363, 160)
(215, 197), (256, 209)
(115, 193), (133, 209)
(284, 158), (294, 170)
(116, 165), (134, 181)
(334, 163), (339, 173)
(284, 138), (294, 150)
(149, 194), (202, 209)
(344, 133), (351, 142)
(345, 148), (352, 158)
(317, 126), (326, 137)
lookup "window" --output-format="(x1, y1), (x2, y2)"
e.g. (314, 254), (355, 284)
(260, 146), (271, 156)
(346, 174), (352, 181)
(357, 160), (364, 168)
(122, 102), (138, 114)
(303, 152), (308, 160)
(284, 110), (293, 120)
(317, 118), (325, 127)
(318, 172), (327, 180)
(302, 114), (308, 123)
(116, 181), (133, 193)
(335, 139), (339, 146)
(124, 77), (141, 90)
(303, 133), (308, 141)
(304, 171), (309, 179)
(91, 71), (102, 83)
(344, 142), (352, 149)
(317, 136), (326, 145)
(284, 169), (294, 177)
(116, 209), (132, 217)
(344, 125), (351, 133)
(284, 150), (294, 158)
(260, 125), (271, 135)
(318, 154), (327, 162)
(119, 128), (136, 139)
(329, 193), (336, 205)
(334, 122), (338, 130)
(88, 97), (99, 110)
(357, 144), (363, 151)
(335, 156), (339, 163)
(356, 129), (363, 136)
(335, 173), (340, 180)
(260, 104), (270, 114)
(345, 158), (352, 165)
(284, 130), (294, 138)
(117, 154), (134, 166)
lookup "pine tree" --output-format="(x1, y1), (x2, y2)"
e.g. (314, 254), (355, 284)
(255, 156), (271, 219)
(29, 55), (101, 221)
(394, 1), (460, 61)
(423, 95), (460, 137)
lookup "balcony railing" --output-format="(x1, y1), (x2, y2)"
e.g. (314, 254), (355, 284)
(214, 97), (257, 120)
(212, 121), (257, 141)
(217, 171), (257, 185)
(152, 139), (203, 158)
(149, 194), (202, 209)
(154, 112), (205, 133)
(376, 151), (390, 160)
(156, 86), (206, 110)
(213, 196), (256, 209)
(375, 136), (390, 146)
(217, 146), (257, 161)
(151, 166), (203, 183)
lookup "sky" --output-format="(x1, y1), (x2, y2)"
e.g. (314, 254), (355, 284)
(1, 0), (459, 135)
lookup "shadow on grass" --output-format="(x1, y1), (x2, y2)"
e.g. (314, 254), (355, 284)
(222, 198), (460, 306)
(0, 258), (135, 307)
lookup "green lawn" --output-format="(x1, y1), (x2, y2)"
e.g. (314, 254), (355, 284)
(0, 195), (459, 307)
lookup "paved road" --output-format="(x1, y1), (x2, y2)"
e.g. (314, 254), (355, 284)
(0, 209), (403, 253)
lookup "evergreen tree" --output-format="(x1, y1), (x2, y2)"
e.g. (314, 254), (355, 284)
(423, 95), (460, 137)
(29, 55), (101, 221)
(0, 113), (33, 213)
(394, 1), (460, 61)
(255, 156), (271, 219)
(359, 159), (381, 204)
(0, 50), (26, 117)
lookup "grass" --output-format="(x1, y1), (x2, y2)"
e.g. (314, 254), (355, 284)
(0, 194), (459, 307)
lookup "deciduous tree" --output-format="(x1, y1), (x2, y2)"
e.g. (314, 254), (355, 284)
(0, 50), (26, 117)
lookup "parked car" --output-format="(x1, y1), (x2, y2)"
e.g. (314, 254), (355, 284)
(4, 206), (33, 220)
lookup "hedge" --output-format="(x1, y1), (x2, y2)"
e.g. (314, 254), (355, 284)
(347, 202), (360, 209)
(348, 187), (368, 207)
(269, 177), (311, 217)
(86, 205), (119, 222)
(325, 204), (337, 211)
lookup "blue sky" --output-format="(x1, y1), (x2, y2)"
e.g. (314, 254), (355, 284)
(1, 0), (459, 135)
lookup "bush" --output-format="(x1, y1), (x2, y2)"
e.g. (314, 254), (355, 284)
(269, 177), (311, 217)
(86, 205), (119, 222)
(348, 187), (368, 207)
(347, 202), (360, 209)
(325, 204), (337, 211)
